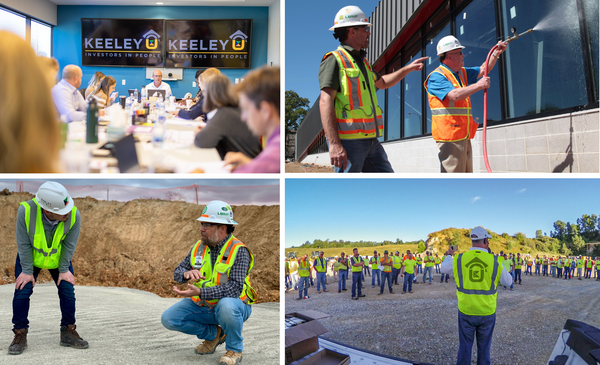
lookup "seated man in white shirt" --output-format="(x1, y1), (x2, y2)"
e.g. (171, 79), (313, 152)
(146, 70), (172, 96)
(51, 65), (88, 123)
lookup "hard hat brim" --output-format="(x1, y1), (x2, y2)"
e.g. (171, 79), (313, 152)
(437, 45), (465, 56)
(196, 216), (239, 225)
(329, 22), (372, 31)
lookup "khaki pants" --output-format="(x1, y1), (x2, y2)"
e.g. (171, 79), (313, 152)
(436, 139), (473, 173)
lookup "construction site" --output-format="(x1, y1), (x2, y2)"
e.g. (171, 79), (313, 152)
(0, 188), (280, 364)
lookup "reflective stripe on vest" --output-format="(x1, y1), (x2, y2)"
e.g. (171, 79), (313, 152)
(453, 250), (500, 316)
(351, 256), (363, 272)
(189, 236), (256, 308)
(297, 260), (310, 277)
(21, 199), (77, 270)
(326, 47), (383, 140)
(315, 258), (326, 272)
(425, 66), (478, 142)
(370, 256), (379, 270)
(381, 257), (392, 272)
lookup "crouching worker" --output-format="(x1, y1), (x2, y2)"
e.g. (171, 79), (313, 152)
(9, 181), (88, 355)
(161, 200), (256, 365)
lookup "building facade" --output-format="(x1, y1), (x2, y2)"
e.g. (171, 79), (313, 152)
(296, 0), (599, 172)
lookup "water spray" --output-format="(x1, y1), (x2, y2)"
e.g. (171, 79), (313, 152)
(482, 27), (534, 173)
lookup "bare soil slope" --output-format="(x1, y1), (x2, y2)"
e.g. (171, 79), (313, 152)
(0, 192), (279, 302)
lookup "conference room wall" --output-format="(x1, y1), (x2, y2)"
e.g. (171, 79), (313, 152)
(53, 5), (269, 98)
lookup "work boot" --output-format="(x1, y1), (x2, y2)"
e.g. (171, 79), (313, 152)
(8, 328), (28, 355)
(60, 325), (89, 349)
(219, 350), (243, 365)
(338, 290), (341, 293)
(323, 289), (328, 292)
(195, 326), (226, 355)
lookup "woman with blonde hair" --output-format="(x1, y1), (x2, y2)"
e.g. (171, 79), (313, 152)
(194, 73), (261, 160)
(176, 67), (221, 121)
(86, 76), (116, 109)
(0, 31), (60, 172)
(85, 71), (105, 98)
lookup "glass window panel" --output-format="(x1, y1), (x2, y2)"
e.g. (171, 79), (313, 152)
(31, 20), (52, 57)
(425, 23), (451, 134)
(456, 0), (501, 124)
(501, 0), (587, 117)
(425, 1), (450, 34)
(386, 58), (403, 141)
(403, 47), (423, 138)
(377, 87), (385, 142)
(0, 7), (26, 39)
(582, 0), (598, 102)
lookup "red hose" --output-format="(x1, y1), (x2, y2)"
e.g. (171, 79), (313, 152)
(482, 44), (498, 173)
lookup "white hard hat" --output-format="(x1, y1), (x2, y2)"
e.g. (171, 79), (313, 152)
(197, 200), (238, 225)
(36, 181), (73, 215)
(437, 35), (465, 55)
(470, 226), (492, 240)
(329, 6), (372, 31)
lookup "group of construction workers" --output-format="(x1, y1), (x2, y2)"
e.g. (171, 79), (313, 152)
(500, 252), (600, 284)
(285, 250), (600, 298)
(285, 249), (460, 299)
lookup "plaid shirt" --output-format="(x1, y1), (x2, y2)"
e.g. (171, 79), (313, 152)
(173, 234), (250, 301)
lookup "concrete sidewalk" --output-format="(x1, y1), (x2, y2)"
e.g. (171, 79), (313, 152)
(0, 284), (279, 364)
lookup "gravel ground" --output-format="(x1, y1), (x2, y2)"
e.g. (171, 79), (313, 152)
(285, 272), (600, 365)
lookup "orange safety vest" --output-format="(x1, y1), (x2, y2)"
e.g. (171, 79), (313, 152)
(425, 65), (478, 142)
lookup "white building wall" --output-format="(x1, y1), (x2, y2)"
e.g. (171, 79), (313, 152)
(301, 109), (599, 173)
(267, 0), (280, 67)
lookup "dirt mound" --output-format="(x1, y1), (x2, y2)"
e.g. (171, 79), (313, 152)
(0, 193), (279, 303)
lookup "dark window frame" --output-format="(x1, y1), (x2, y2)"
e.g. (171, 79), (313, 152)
(0, 4), (54, 57)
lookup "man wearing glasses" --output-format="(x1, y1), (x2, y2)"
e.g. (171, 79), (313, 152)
(319, 5), (427, 173)
(161, 200), (255, 365)
(146, 69), (172, 96)
(425, 35), (507, 173)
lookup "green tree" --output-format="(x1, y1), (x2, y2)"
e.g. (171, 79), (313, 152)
(536, 230), (543, 239)
(560, 243), (571, 255)
(515, 232), (526, 244)
(551, 220), (567, 240)
(417, 241), (426, 253)
(571, 234), (586, 255)
(285, 90), (310, 133)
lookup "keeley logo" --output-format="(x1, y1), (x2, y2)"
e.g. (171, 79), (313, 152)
(143, 30), (161, 50)
(64, 197), (69, 206)
(84, 28), (161, 50)
(229, 30), (248, 51)
(168, 30), (248, 52)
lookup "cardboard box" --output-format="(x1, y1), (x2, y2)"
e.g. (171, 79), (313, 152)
(285, 311), (331, 365)
(296, 348), (351, 365)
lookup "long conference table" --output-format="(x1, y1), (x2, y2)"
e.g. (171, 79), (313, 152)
(59, 111), (226, 173)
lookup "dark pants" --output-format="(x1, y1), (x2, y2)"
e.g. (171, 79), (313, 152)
(535, 264), (540, 275)
(514, 269), (522, 283)
(380, 271), (392, 293)
(285, 274), (291, 289)
(457, 311), (496, 365)
(525, 266), (532, 275)
(298, 277), (310, 298)
(392, 268), (401, 284)
(542, 265), (548, 276)
(363, 265), (370, 276)
(557, 268), (563, 278)
(338, 270), (347, 291)
(402, 273), (414, 292)
(585, 268), (592, 279)
(351, 272), (363, 297)
(13, 254), (76, 329)
(441, 273), (449, 282)
(334, 138), (394, 173)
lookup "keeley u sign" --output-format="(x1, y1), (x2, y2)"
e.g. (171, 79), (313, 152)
(164, 19), (252, 69)
(81, 19), (165, 67)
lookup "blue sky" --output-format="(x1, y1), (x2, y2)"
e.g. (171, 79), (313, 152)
(0, 179), (279, 205)
(285, 178), (600, 247)
(286, 0), (381, 106)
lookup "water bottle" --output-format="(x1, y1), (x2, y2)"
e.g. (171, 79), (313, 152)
(86, 99), (99, 144)
(153, 114), (165, 148)
(133, 88), (139, 103)
(141, 85), (147, 101)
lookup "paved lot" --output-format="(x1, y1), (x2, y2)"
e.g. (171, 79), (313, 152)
(0, 284), (279, 365)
